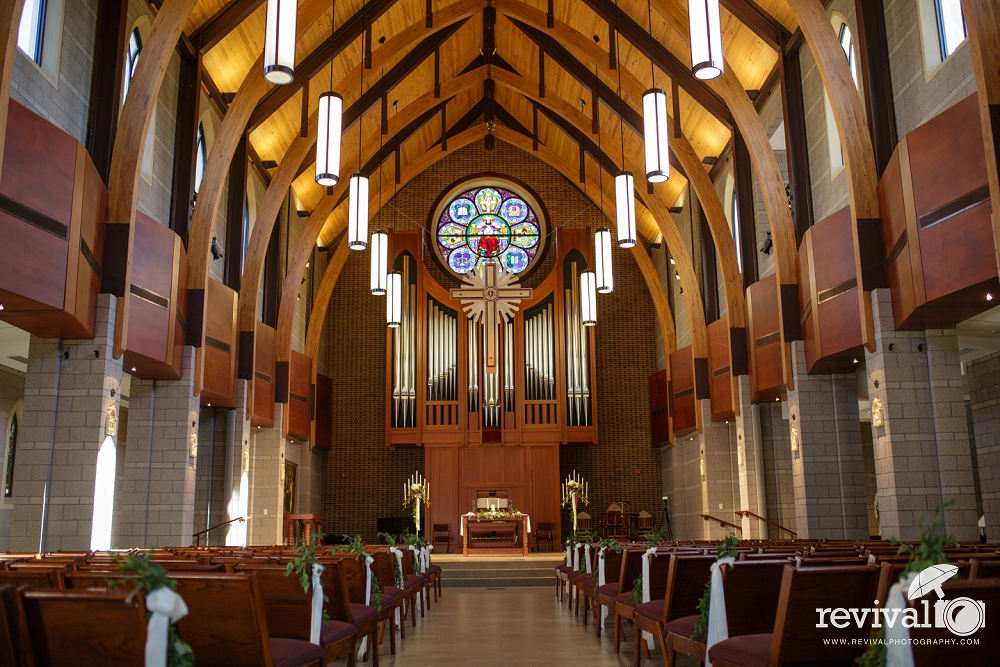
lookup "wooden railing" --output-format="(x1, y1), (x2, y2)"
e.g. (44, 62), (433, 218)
(192, 516), (245, 546)
(734, 510), (797, 538)
(700, 514), (743, 532)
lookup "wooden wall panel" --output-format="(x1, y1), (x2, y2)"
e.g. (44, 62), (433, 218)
(880, 94), (999, 329)
(251, 321), (275, 428)
(122, 212), (185, 380)
(313, 373), (331, 451)
(0, 101), (104, 338)
(746, 274), (786, 402)
(201, 278), (237, 407)
(426, 446), (459, 549)
(798, 208), (864, 375)
(707, 317), (734, 421)
(461, 448), (484, 484)
(670, 346), (697, 437)
(530, 445), (561, 546)
(649, 369), (670, 447)
(286, 350), (312, 441)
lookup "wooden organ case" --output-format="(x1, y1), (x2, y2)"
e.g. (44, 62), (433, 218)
(387, 228), (598, 546)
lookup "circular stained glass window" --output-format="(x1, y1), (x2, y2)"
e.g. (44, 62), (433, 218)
(435, 184), (543, 277)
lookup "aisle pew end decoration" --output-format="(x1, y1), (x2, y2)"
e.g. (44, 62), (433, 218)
(284, 530), (329, 644)
(560, 471), (589, 531)
(403, 472), (430, 533)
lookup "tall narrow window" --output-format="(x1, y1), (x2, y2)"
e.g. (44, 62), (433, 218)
(935, 0), (967, 60)
(194, 123), (206, 194)
(124, 27), (142, 100)
(17, 0), (46, 65)
(241, 191), (250, 274)
(3, 414), (17, 498)
(731, 190), (742, 274)
(837, 22), (857, 86)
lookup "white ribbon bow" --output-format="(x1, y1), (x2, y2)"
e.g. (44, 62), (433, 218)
(885, 573), (917, 667)
(565, 545), (572, 567)
(309, 563), (325, 645)
(641, 547), (658, 649)
(573, 544), (581, 572)
(424, 544), (434, 571)
(145, 587), (188, 667)
(357, 554), (376, 661)
(583, 544), (591, 574)
(389, 547), (404, 624)
(705, 556), (735, 666)
(598, 547), (608, 629)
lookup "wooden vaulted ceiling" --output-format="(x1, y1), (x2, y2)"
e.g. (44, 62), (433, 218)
(187, 0), (798, 247)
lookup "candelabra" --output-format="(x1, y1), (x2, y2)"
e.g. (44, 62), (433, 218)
(560, 470), (590, 532)
(403, 472), (430, 533)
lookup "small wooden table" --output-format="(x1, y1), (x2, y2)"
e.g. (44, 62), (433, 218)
(461, 516), (529, 556)
(283, 513), (324, 546)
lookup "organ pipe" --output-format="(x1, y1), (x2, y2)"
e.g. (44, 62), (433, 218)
(427, 298), (458, 402)
(524, 299), (555, 402)
(564, 261), (592, 426)
(467, 317), (479, 414)
(391, 255), (417, 428)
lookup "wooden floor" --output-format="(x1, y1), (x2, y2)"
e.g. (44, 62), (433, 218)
(367, 587), (699, 666)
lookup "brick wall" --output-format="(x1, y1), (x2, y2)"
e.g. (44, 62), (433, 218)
(322, 138), (660, 540)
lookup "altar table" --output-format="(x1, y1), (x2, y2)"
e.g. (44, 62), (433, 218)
(461, 515), (530, 556)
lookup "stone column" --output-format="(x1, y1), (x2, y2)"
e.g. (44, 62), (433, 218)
(968, 355), (1000, 536)
(247, 403), (286, 546)
(117, 347), (199, 548)
(734, 376), (768, 538)
(864, 289), (979, 541)
(193, 407), (227, 546)
(786, 341), (869, 539)
(697, 400), (739, 539)
(223, 379), (253, 546)
(9, 294), (123, 552)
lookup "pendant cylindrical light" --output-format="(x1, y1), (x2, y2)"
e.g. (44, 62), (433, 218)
(315, 92), (343, 186)
(581, 269), (597, 327)
(263, 0), (296, 84)
(614, 171), (637, 248)
(348, 173), (369, 250)
(370, 229), (388, 295)
(387, 270), (402, 328)
(594, 228), (614, 294)
(689, 0), (724, 80)
(643, 88), (670, 183)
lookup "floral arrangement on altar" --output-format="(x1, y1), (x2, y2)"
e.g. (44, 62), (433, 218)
(468, 507), (525, 522)
(402, 472), (430, 532)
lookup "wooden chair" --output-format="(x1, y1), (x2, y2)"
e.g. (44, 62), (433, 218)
(708, 565), (879, 667)
(431, 524), (451, 553)
(634, 554), (715, 667)
(234, 564), (359, 666)
(171, 572), (325, 667)
(636, 511), (654, 534)
(909, 578), (998, 666)
(577, 512), (593, 532)
(665, 560), (787, 667)
(20, 589), (146, 666)
(533, 523), (554, 552)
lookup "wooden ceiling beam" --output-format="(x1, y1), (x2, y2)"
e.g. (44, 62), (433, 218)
(248, 0), (403, 131)
(189, 0), (265, 53)
(577, 0), (732, 127)
(719, 0), (789, 52)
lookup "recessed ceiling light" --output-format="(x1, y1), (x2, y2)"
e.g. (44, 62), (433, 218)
(987, 293), (993, 301)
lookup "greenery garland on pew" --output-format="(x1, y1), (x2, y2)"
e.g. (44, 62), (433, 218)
(400, 532), (430, 575)
(378, 532), (405, 588)
(334, 535), (382, 612)
(598, 538), (623, 557)
(631, 529), (671, 606)
(113, 551), (195, 667)
(856, 501), (958, 667)
(284, 530), (330, 619)
(691, 534), (739, 642)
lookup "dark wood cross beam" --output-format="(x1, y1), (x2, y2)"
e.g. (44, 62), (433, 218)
(719, 0), (790, 52)
(189, 0), (266, 53)
(248, 0), (407, 130)
(575, 0), (732, 127)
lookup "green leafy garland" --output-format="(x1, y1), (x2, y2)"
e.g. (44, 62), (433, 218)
(378, 532), (405, 588)
(114, 552), (194, 667)
(284, 531), (330, 619)
(642, 527), (669, 546)
(630, 574), (644, 606)
(598, 538), (623, 557)
(333, 535), (382, 612)
(691, 534), (739, 641)
(400, 532), (428, 576)
(856, 501), (957, 667)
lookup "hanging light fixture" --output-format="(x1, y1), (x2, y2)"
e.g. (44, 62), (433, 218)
(316, 7), (343, 187)
(614, 4), (637, 248)
(370, 232), (387, 294)
(595, 227), (614, 294)
(387, 270), (402, 328)
(581, 269), (597, 326)
(688, 0), (724, 80)
(347, 21), (368, 250)
(263, 0), (297, 84)
(643, 0), (670, 183)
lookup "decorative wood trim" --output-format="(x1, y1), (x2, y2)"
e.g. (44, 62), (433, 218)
(854, 0), (897, 177)
(733, 132), (758, 289)
(780, 49), (814, 244)
(87, 0), (129, 184)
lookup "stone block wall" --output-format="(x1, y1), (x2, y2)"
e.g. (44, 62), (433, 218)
(967, 352), (1000, 534)
(0, 366), (26, 550)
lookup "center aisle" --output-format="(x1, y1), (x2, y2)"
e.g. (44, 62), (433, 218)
(377, 587), (699, 666)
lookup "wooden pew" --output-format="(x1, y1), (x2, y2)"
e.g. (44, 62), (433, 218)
(0, 584), (32, 666)
(709, 565), (879, 667)
(908, 578), (998, 666)
(599, 547), (643, 653)
(327, 556), (380, 666)
(583, 546), (624, 637)
(634, 554), (715, 667)
(969, 558), (1000, 579)
(0, 569), (65, 589)
(372, 551), (406, 641)
(20, 589), (146, 666)
(615, 548), (673, 659)
(171, 572), (325, 667)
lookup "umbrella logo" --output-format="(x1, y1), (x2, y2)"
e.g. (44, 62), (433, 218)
(907, 564), (959, 600)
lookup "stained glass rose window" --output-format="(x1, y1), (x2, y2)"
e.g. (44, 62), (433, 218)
(435, 186), (542, 277)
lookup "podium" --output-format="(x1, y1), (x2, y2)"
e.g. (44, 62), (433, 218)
(283, 513), (324, 546)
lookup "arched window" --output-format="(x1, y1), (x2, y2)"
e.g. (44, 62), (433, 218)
(825, 14), (858, 177)
(934, 0), (967, 59)
(17, 0), (47, 65)
(4, 413), (17, 498)
(837, 21), (857, 85)
(194, 123), (206, 194)
(434, 182), (545, 277)
(124, 27), (142, 100)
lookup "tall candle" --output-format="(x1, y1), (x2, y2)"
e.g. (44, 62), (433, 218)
(585, 482), (588, 498)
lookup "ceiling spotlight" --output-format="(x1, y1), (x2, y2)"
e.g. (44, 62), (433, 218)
(853, 358), (858, 364)
(988, 293), (994, 301)
(669, 258), (675, 265)
(207, 402), (211, 407)
(131, 367), (136, 372)
(674, 272), (680, 280)
(0, 303), (4, 310)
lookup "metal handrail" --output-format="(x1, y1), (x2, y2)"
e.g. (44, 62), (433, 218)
(700, 514), (743, 532)
(192, 516), (246, 546)
(734, 510), (797, 538)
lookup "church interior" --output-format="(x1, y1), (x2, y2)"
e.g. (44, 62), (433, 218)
(0, 0), (999, 665)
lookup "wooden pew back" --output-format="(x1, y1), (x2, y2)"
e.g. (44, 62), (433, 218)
(662, 555), (715, 622)
(908, 578), (998, 666)
(0, 569), (64, 589)
(617, 548), (645, 596)
(722, 560), (788, 636)
(599, 549), (623, 583)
